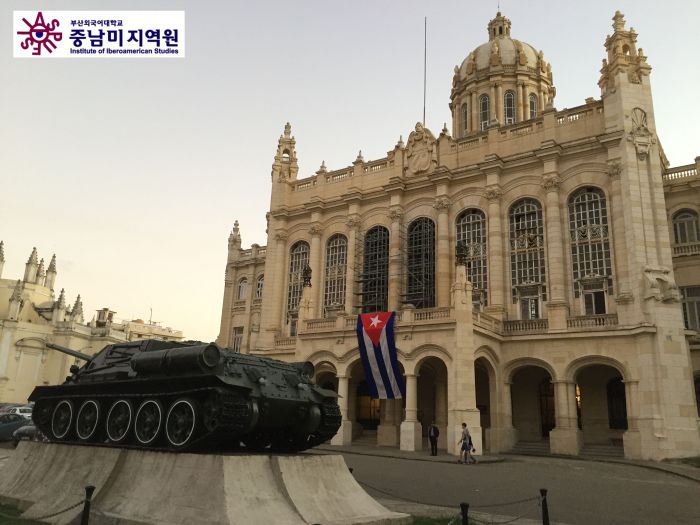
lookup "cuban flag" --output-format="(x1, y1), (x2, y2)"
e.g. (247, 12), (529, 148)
(356, 312), (405, 399)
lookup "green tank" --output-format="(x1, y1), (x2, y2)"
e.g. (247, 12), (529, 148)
(29, 340), (341, 452)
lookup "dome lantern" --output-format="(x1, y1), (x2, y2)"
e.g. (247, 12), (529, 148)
(487, 11), (511, 40)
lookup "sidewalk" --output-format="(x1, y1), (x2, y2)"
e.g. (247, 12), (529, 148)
(314, 442), (504, 464)
(315, 442), (700, 483)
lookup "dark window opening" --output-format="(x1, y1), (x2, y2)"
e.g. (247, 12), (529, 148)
(360, 226), (389, 313)
(405, 218), (436, 309)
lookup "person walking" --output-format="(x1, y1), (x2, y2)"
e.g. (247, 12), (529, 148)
(428, 421), (440, 456)
(457, 422), (478, 464)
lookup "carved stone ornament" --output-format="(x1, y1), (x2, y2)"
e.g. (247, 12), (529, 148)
(388, 206), (403, 222)
(308, 223), (323, 237)
(346, 215), (361, 229)
(275, 230), (288, 241)
(607, 161), (622, 179)
(433, 196), (450, 211)
(541, 175), (562, 191)
(643, 265), (680, 303)
(627, 107), (657, 161)
(484, 186), (502, 201)
(406, 122), (438, 176)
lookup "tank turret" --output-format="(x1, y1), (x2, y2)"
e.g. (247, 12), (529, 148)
(30, 340), (341, 452)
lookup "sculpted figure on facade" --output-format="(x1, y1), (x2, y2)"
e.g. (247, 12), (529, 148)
(406, 122), (438, 176)
(484, 185), (502, 201)
(388, 206), (403, 222)
(628, 107), (656, 160)
(433, 196), (450, 211)
(643, 266), (680, 303)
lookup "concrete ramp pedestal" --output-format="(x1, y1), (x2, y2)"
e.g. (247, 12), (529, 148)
(0, 442), (410, 525)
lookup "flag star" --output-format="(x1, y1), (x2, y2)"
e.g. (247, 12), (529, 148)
(369, 315), (382, 328)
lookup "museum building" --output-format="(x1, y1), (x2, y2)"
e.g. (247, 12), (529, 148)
(217, 12), (700, 460)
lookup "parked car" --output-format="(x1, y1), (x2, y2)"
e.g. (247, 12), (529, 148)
(0, 414), (27, 441)
(12, 425), (37, 447)
(8, 406), (33, 420)
(0, 403), (20, 415)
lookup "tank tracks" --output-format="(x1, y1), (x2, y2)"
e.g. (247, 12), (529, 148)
(33, 386), (340, 453)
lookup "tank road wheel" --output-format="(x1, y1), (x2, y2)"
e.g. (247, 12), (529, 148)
(134, 400), (164, 446)
(75, 400), (101, 441)
(106, 399), (133, 443)
(51, 400), (74, 440)
(202, 395), (221, 433)
(165, 398), (198, 449)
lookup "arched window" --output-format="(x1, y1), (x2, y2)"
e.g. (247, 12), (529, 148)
(568, 187), (612, 315)
(286, 241), (309, 317)
(529, 93), (538, 119)
(461, 103), (469, 137)
(456, 209), (488, 307)
(236, 278), (248, 300)
(509, 199), (546, 319)
(255, 274), (264, 299)
(479, 95), (490, 131)
(324, 234), (347, 313)
(361, 226), (389, 313)
(672, 210), (699, 244)
(282, 149), (290, 162)
(681, 287), (700, 331)
(504, 91), (515, 125)
(406, 218), (436, 309)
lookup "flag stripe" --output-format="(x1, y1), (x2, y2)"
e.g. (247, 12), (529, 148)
(384, 313), (405, 398)
(362, 329), (387, 398)
(379, 324), (402, 399)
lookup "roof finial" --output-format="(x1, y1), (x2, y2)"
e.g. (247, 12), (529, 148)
(27, 247), (38, 265)
(283, 122), (292, 138)
(47, 254), (57, 273)
(0, 241), (4, 262)
(10, 280), (22, 302)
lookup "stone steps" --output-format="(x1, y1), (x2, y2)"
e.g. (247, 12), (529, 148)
(580, 444), (624, 458)
(509, 441), (551, 455)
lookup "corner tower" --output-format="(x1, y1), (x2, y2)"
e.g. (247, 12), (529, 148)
(450, 12), (555, 137)
(599, 11), (700, 459)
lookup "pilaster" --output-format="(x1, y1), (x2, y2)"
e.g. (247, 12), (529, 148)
(434, 196), (451, 307)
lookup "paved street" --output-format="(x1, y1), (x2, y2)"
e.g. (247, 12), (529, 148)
(332, 452), (700, 525)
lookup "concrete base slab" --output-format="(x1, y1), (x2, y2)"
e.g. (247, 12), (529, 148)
(377, 424), (399, 447)
(0, 442), (410, 525)
(550, 428), (582, 456)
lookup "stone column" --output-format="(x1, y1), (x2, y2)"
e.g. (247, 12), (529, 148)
(388, 206), (403, 312)
(331, 376), (353, 446)
(517, 81), (525, 122)
(538, 89), (545, 116)
(400, 374), (422, 451)
(521, 83), (528, 118)
(490, 83), (497, 125)
(607, 162), (633, 322)
(434, 196), (451, 307)
(485, 186), (505, 318)
(309, 223), (323, 318)
(542, 174), (569, 330)
(345, 215), (360, 316)
(377, 399), (399, 446)
(495, 83), (503, 125)
(435, 379), (448, 449)
(471, 91), (478, 132)
(622, 380), (641, 458)
(494, 381), (517, 452)
(549, 380), (582, 455)
(271, 231), (288, 335)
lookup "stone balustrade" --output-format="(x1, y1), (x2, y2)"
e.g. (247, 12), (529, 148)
(274, 336), (296, 347)
(673, 242), (700, 257)
(567, 313), (619, 330)
(472, 311), (503, 332)
(662, 164), (697, 183)
(502, 318), (549, 335)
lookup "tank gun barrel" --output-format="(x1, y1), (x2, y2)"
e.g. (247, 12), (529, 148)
(45, 342), (93, 362)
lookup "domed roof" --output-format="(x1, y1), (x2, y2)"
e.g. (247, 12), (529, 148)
(455, 12), (549, 79)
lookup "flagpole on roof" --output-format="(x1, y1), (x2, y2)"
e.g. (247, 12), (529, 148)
(423, 16), (427, 126)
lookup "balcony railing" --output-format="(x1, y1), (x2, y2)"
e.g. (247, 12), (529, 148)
(662, 164), (697, 183)
(503, 319), (549, 335)
(567, 314), (618, 330)
(304, 318), (336, 330)
(412, 307), (453, 322)
(673, 242), (700, 257)
(472, 311), (503, 332)
(274, 336), (296, 347)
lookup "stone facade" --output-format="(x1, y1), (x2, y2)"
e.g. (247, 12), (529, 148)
(217, 12), (700, 460)
(0, 244), (183, 404)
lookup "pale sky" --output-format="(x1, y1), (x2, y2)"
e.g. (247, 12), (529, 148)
(2, 0), (699, 341)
